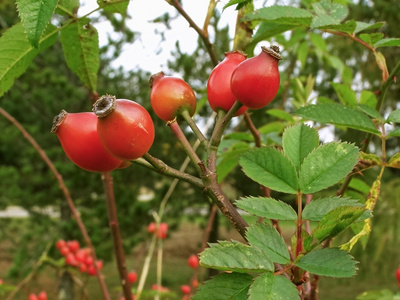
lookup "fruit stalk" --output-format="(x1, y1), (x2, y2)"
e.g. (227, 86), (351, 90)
(101, 172), (132, 300)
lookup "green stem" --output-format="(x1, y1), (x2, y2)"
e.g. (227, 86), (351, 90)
(180, 110), (208, 148)
(137, 154), (204, 188)
(168, 120), (203, 174)
(296, 192), (303, 257)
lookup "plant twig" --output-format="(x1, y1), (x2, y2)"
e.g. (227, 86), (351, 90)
(180, 110), (208, 148)
(0, 107), (110, 300)
(101, 172), (132, 300)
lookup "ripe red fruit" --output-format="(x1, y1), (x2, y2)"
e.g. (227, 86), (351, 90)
(37, 291), (47, 300)
(51, 110), (122, 172)
(156, 223), (168, 239)
(56, 239), (66, 250)
(127, 271), (138, 283)
(147, 222), (156, 234)
(396, 266), (400, 287)
(231, 46), (282, 110)
(59, 246), (70, 256)
(188, 254), (199, 269)
(149, 72), (197, 122)
(67, 240), (80, 253)
(28, 294), (38, 300)
(84, 256), (94, 266)
(65, 253), (79, 267)
(180, 285), (191, 294)
(75, 248), (89, 263)
(95, 260), (104, 271)
(93, 95), (155, 161)
(87, 265), (96, 276)
(79, 263), (87, 273)
(207, 51), (248, 115)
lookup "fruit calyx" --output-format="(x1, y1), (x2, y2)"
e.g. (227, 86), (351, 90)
(51, 109), (68, 133)
(149, 71), (165, 88)
(92, 95), (117, 118)
(224, 49), (247, 58)
(262, 45), (282, 61)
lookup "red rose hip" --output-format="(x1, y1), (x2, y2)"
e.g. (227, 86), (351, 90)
(51, 110), (122, 172)
(93, 95), (155, 161)
(207, 51), (247, 115)
(231, 46), (281, 110)
(150, 72), (197, 122)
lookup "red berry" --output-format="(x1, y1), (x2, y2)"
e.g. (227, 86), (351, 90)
(93, 95), (155, 161)
(87, 265), (96, 276)
(188, 254), (199, 269)
(51, 110), (122, 172)
(65, 253), (79, 267)
(0, 278), (3, 285)
(150, 72), (197, 122)
(95, 260), (104, 271)
(28, 294), (38, 300)
(396, 266), (400, 287)
(75, 248), (89, 263)
(79, 263), (87, 273)
(156, 223), (168, 239)
(180, 285), (191, 294)
(127, 271), (138, 283)
(59, 246), (70, 256)
(56, 239), (66, 250)
(37, 291), (47, 300)
(147, 222), (156, 234)
(84, 256), (94, 266)
(231, 46), (281, 110)
(67, 240), (80, 253)
(207, 51), (247, 115)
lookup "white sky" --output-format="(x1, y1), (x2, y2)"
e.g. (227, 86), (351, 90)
(80, 1), (240, 73)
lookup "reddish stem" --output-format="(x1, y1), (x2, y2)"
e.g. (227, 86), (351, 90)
(101, 172), (132, 300)
(0, 107), (110, 300)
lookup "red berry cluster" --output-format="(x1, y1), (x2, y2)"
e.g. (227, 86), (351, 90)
(28, 291), (47, 300)
(56, 239), (103, 276)
(147, 222), (168, 239)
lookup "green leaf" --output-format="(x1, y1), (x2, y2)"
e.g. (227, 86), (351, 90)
(302, 197), (362, 221)
(374, 38), (400, 48)
(359, 90), (377, 108)
(224, 132), (254, 142)
(97, 0), (129, 14)
(297, 41), (308, 69)
(310, 33), (327, 52)
(239, 148), (298, 194)
(318, 0), (348, 21)
(296, 248), (358, 277)
(258, 121), (286, 135)
(249, 273), (300, 300)
(282, 124), (319, 172)
(360, 33), (384, 46)
(60, 18), (99, 92)
(251, 22), (298, 45)
(193, 272), (253, 300)
(266, 109), (294, 122)
(387, 152), (400, 169)
(246, 223), (291, 264)
(354, 21), (385, 34)
(310, 1), (348, 29)
(299, 142), (359, 194)
(357, 104), (382, 121)
(0, 23), (58, 98)
(16, 0), (58, 47)
(386, 109), (400, 123)
(295, 103), (381, 134)
(237, 196), (297, 221)
(348, 178), (371, 194)
(315, 20), (356, 34)
(217, 141), (249, 183)
(388, 128), (400, 138)
(200, 241), (274, 273)
(56, 0), (80, 16)
(312, 205), (365, 243)
(244, 6), (313, 26)
(331, 83), (357, 106)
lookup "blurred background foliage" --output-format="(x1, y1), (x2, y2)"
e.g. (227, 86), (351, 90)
(0, 0), (399, 299)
